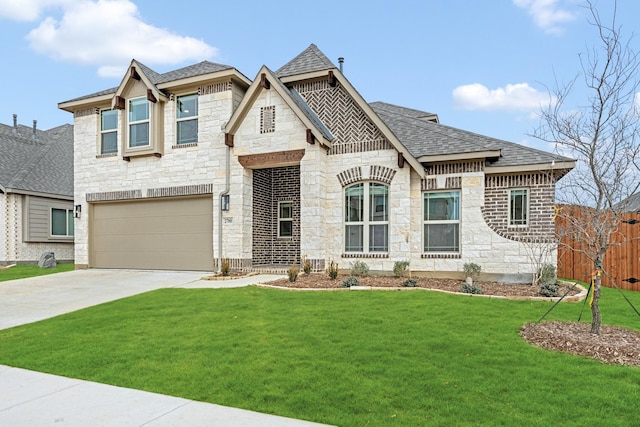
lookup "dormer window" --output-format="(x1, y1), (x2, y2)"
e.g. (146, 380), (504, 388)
(176, 94), (198, 145)
(128, 97), (150, 148)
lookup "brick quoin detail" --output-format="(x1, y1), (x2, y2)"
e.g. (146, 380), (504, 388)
(252, 166), (300, 266)
(481, 173), (558, 243)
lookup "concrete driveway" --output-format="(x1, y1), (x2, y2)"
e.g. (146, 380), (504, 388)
(0, 269), (284, 330)
(0, 269), (331, 427)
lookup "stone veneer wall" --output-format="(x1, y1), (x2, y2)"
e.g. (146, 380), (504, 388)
(72, 84), (240, 267)
(252, 166), (300, 266)
(481, 173), (557, 242)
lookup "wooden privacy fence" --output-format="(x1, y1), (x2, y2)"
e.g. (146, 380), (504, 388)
(556, 205), (640, 292)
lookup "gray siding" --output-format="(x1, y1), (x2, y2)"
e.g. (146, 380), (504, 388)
(23, 195), (74, 243)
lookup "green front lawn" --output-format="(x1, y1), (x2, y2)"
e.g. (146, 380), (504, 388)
(0, 263), (74, 282)
(0, 286), (638, 426)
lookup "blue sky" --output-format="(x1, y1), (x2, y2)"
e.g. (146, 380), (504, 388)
(1, 0), (638, 153)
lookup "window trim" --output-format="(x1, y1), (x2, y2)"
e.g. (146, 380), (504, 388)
(344, 182), (389, 254)
(99, 109), (118, 155)
(277, 201), (294, 238)
(509, 188), (529, 227)
(423, 190), (461, 254)
(50, 207), (74, 238)
(127, 96), (151, 149)
(176, 93), (199, 145)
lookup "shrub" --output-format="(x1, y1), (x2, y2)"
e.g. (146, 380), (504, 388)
(221, 258), (230, 277)
(327, 260), (339, 280)
(461, 282), (483, 295)
(539, 282), (560, 297)
(402, 278), (417, 287)
(463, 262), (482, 281)
(287, 263), (299, 282)
(342, 276), (359, 287)
(350, 261), (369, 277)
(393, 260), (410, 277)
(302, 256), (312, 275)
(538, 263), (557, 286)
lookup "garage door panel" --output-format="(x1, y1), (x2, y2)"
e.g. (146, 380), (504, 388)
(91, 197), (214, 271)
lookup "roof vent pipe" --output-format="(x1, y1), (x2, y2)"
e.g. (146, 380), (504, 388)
(338, 57), (344, 73)
(32, 120), (37, 139)
(12, 114), (17, 134)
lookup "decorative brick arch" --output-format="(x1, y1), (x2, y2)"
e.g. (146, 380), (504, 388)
(337, 165), (396, 187)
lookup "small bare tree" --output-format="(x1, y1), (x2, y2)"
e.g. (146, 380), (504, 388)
(533, 1), (640, 334)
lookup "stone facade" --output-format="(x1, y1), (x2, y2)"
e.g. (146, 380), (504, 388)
(64, 54), (567, 282)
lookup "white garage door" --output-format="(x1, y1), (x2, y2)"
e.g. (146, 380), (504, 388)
(91, 197), (214, 271)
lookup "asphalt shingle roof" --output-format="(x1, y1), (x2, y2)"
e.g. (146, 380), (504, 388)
(0, 122), (73, 197)
(276, 44), (336, 78)
(615, 192), (640, 212)
(62, 60), (235, 104)
(370, 102), (573, 168)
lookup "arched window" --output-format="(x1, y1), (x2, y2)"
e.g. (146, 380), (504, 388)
(345, 182), (389, 253)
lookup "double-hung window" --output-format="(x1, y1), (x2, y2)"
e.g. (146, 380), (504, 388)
(278, 201), (293, 238)
(344, 182), (388, 253)
(128, 97), (150, 148)
(100, 109), (118, 154)
(423, 191), (460, 253)
(176, 94), (198, 145)
(509, 189), (528, 226)
(51, 208), (74, 237)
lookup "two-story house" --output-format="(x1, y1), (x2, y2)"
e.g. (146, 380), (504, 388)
(59, 44), (574, 282)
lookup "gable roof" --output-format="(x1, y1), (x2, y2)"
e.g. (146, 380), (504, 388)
(59, 60), (247, 109)
(370, 102), (575, 172)
(276, 44), (336, 78)
(0, 122), (73, 198)
(225, 66), (334, 146)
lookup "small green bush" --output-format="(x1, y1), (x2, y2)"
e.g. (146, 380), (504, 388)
(463, 262), (482, 281)
(461, 282), (483, 294)
(539, 282), (560, 297)
(221, 258), (230, 277)
(342, 276), (359, 287)
(402, 278), (417, 287)
(327, 260), (339, 280)
(393, 260), (410, 277)
(302, 256), (312, 275)
(288, 263), (299, 282)
(538, 263), (557, 286)
(350, 261), (369, 277)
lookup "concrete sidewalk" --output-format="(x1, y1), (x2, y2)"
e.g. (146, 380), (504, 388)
(0, 269), (333, 427)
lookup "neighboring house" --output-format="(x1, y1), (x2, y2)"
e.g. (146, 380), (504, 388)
(59, 44), (575, 282)
(0, 116), (74, 265)
(614, 193), (640, 212)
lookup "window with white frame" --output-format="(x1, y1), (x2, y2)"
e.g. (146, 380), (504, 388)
(344, 182), (388, 253)
(51, 208), (74, 237)
(176, 94), (198, 145)
(509, 188), (529, 226)
(278, 201), (293, 238)
(128, 97), (150, 148)
(423, 191), (460, 253)
(100, 109), (118, 154)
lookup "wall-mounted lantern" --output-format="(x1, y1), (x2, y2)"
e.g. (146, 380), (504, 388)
(221, 195), (230, 212)
(74, 204), (82, 218)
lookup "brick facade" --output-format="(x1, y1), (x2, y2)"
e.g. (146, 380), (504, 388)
(252, 166), (300, 266)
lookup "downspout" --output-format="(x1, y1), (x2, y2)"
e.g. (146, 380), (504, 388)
(217, 144), (230, 273)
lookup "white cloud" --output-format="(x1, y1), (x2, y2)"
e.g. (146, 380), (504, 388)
(0, 0), (71, 21)
(6, 0), (216, 77)
(513, 0), (576, 34)
(452, 82), (554, 112)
